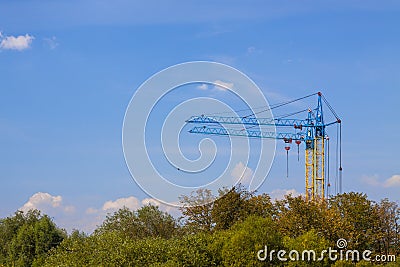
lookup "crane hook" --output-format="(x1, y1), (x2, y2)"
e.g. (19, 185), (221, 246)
(284, 138), (292, 178)
(295, 140), (301, 161)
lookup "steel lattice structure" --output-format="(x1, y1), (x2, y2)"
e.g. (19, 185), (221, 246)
(186, 92), (342, 201)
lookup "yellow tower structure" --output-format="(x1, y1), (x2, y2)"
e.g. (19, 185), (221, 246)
(305, 136), (325, 201)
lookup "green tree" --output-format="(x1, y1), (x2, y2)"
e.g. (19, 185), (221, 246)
(246, 193), (275, 218)
(212, 186), (273, 230)
(220, 215), (283, 266)
(0, 210), (66, 267)
(180, 185), (275, 233)
(95, 204), (177, 239)
(211, 186), (255, 231)
(283, 229), (330, 266)
(45, 231), (219, 267)
(167, 233), (218, 266)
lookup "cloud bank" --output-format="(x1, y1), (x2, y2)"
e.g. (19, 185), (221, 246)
(269, 188), (302, 201)
(0, 32), (34, 51)
(363, 174), (400, 188)
(231, 161), (253, 185)
(20, 192), (74, 213)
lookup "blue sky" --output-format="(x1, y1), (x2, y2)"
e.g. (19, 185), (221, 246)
(1, 1), (399, 232)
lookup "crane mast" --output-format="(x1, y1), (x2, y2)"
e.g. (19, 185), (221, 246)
(305, 95), (325, 201)
(186, 92), (342, 201)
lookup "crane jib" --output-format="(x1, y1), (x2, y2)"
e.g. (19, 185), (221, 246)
(185, 92), (342, 202)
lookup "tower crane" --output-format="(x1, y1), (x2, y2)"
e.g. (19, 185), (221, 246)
(186, 92), (342, 201)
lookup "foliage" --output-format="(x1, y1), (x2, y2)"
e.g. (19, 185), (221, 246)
(0, 210), (66, 267)
(219, 215), (283, 266)
(179, 185), (275, 232)
(328, 192), (379, 252)
(45, 231), (218, 266)
(179, 188), (215, 232)
(95, 204), (178, 239)
(283, 229), (330, 266)
(373, 198), (400, 255)
(2, 189), (400, 266)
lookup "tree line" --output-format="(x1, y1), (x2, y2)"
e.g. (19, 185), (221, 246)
(0, 187), (399, 266)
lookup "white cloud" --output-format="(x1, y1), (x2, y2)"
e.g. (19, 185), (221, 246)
(264, 91), (292, 103)
(363, 174), (380, 187)
(231, 161), (253, 185)
(79, 196), (181, 233)
(18, 192), (87, 233)
(213, 79), (234, 91)
(64, 205), (76, 213)
(19, 193), (181, 234)
(0, 33), (34, 51)
(141, 198), (180, 216)
(142, 198), (160, 206)
(102, 196), (141, 211)
(362, 174), (400, 188)
(43, 36), (59, 49)
(197, 83), (208, 90)
(100, 196), (179, 215)
(85, 207), (98, 214)
(20, 192), (69, 212)
(269, 189), (302, 201)
(383, 175), (400, 188)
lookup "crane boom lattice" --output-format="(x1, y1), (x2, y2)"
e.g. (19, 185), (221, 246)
(186, 92), (342, 201)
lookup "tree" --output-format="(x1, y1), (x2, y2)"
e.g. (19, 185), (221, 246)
(95, 204), (178, 239)
(94, 207), (136, 235)
(220, 215), (283, 266)
(179, 188), (215, 232)
(211, 186), (253, 231)
(136, 205), (177, 239)
(42, 189), (400, 266)
(275, 195), (330, 238)
(0, 209), (66, 266)
(246, 193), (275, 218)
(329, 192), (379, 252)
(373, 198), (400, 255)
(283, 229), (330, 266)
(180, 185), (275, 233)
(167, 233), (218, 266)
(45, 230), (217, 266)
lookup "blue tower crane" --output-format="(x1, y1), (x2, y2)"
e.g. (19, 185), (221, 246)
(186, 92), (342, 201)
